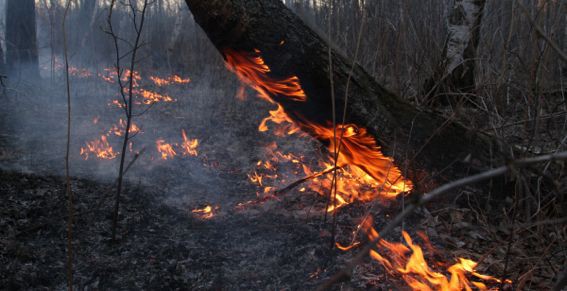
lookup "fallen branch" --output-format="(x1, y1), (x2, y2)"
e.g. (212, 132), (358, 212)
(317, 151), (567, 290)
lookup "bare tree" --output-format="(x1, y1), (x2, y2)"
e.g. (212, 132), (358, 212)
(6, 0), (39, 78)
(105, 0), (150, 242)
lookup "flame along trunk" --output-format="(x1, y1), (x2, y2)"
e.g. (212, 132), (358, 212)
(225, 49), (413, 205)
(225, 48), (508, 289)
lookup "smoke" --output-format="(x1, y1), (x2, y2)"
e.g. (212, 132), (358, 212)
(0, 1), (324, 210)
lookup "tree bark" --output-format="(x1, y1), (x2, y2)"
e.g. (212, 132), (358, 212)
(184, 0), (505, 188)
(563, 2), (567, 79)
(0, 42), (6, 77)
(6, 0), (39, 78)
(79, 0), (99, 50)
(424, 0), (486, 102)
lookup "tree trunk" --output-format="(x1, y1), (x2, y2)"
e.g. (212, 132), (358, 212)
(0, 42), (6, 77)
(6, 0), (39, 78)
(79, 0), (98, 50)
(424, 0), (486, 102)
(184, 0), (505, 189)
(563, 3), (567, 80)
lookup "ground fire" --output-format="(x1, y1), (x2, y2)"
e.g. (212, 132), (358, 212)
(2, 1), (564, 290)
(191, 205), (217, 219)
(224, 48), (510, 289)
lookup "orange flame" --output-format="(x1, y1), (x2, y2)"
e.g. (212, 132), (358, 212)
(358, 217), (510, 290)
(181, 129), (199, 157)
(258, 104), (302, 136)
(224, 49), (307, 103)
(224, 49), (412, 209)
(108, 119), (141, 137)
(99, 68), (142, 86)
(80, 135), (118, 160)
(139, 89), (175, 105)
(156, 139), (177, 160)
(192, 205), (216, 219)
(150, 74), (191, 86)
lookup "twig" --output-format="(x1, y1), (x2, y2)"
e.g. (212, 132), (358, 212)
(122, 148), (146, 176)
(274, 166), (341, 195)
(317, 151), (567, 290)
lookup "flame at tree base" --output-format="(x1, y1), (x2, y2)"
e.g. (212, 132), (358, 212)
(224, 49), (412, 210)
(223, 48), (508, 290)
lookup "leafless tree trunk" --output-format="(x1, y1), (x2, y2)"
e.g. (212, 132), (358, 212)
(424, 0), (486, 103)
(6, 0), (39, 77)
(183, 0), (507, 189)
(0, 41), (5, 76)
(62, 2), (74, 289)
(167, 3), (184, 71)
(79, 0), (99, 50)
(563, 2), (567, 81)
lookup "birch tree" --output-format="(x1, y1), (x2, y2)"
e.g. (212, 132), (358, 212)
(424, 0), (486, 103)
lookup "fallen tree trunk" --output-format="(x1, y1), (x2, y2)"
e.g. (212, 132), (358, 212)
(184, 0), (507, 189)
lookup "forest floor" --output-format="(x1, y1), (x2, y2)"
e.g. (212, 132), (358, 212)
(0, 72), (563, 290)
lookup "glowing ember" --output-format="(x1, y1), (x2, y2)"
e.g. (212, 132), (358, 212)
(192, 205), (216, 219)
(357, 217), (511, 290)
(224, 49), (412, 210)
(180, 129), (199, 156)
(156, 139), (177, 160)
(80, 135), (118, 160)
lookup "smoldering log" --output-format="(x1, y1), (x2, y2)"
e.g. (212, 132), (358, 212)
(184, 0), (507, 188)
